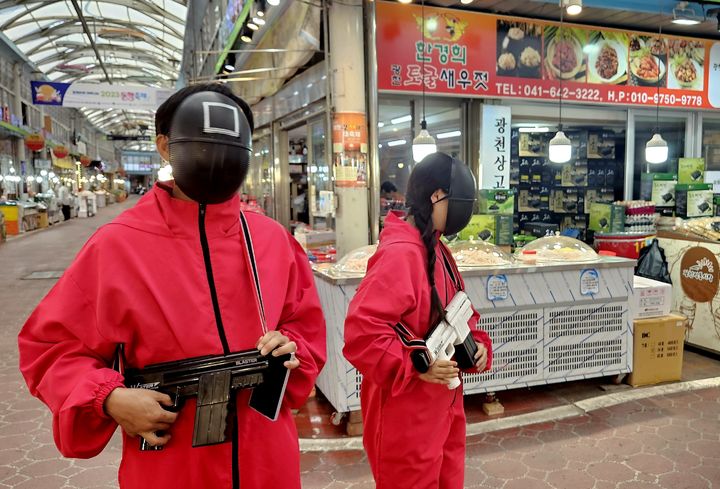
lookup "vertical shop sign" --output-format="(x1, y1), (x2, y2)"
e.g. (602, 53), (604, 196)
(479, 105), (511, 190)
(709, 43), (720, 109)
(332, 112), (368, 188)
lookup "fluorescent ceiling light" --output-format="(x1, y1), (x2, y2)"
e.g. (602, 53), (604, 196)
(253, 17), (266, 25)
(645, 133), (669, 164)
(549, 131), (572, 163)
(378, 122), (385, 128)
(387, 139), (407, 147)
(391, 115), (412, 125)
(518, 126), (550, 133)
(564, 0), (582, 16)
(436, 130), (462, 139)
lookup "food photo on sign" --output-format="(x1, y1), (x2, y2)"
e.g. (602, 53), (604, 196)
(628, 34), (667, 87)
(495, 19), (543, 79)
(543, 25), (587, 82)
(667, 39), (705, 91)
(586, 30), (629, 86)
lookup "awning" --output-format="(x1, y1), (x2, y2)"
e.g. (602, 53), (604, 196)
(51, 153), (76, 169)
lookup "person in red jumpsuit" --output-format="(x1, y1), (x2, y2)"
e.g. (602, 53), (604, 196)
(343, 152), (493, 489)
(18, 83), (326, 489)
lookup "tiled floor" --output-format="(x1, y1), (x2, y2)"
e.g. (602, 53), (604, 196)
(1, 196), (719, 489)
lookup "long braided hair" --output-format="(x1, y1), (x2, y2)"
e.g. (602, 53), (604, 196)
(405, 153), (453, 326)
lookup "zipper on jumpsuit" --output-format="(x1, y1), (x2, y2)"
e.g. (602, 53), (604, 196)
(198, 204), (240, 489)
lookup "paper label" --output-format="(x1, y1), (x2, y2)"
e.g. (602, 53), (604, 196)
(487, 274), (509, 301)
(580, 269), (600, 296)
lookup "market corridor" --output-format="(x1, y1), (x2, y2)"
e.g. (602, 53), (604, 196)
(1, 199), (719, 489)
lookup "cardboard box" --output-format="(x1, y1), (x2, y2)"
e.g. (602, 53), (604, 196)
(459, 215), (513, 245)
(589, 203), (625, 233)
(628, 314), (686, 387)
(678, 158), (705, 185)
(641, 173), (678, 208)
(675, 183), (714, 218)
(479, 189), (515, 215)
(632, 276), (672, 319)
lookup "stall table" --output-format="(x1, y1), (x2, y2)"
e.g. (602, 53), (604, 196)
(314, 257), (636, 414)
(657, 230), (720, 355)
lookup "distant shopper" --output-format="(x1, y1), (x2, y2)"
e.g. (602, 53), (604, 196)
(19, 83), (326, 489)
(58, 184), (72, 220)
(343, 153), (493, 489)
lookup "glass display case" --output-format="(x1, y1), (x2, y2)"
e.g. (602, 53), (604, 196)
(447, 239), (513, 268)
(329, 244), (378, 277)
(515, 233), (599, 263)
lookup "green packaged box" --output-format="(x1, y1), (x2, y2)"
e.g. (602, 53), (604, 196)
(678, 158), (705, 185)
(589, 203), (625, 233)
(478, 189), (515, 215)
(641, 173), (677, 208)
(715, 194), (720, 217)
(459, 215), (513, 245)
(676, 184), (713, 218)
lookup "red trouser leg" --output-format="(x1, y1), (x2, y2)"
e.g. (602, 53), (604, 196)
(438, 400), (467, 489)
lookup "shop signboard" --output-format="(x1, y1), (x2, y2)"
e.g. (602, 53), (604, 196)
(479, 104), (511, 189)
(30, 81), (172, 111)
(376, 1), (720, 109)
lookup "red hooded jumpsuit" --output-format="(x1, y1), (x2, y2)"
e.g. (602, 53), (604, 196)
(18, 183), (326, 489)
(343, 213), (493, 489)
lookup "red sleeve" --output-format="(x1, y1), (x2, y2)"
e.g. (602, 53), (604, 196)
(277, 238), (327, 409)
(343, 244), (424, 397)
(18, 263), (123, 459)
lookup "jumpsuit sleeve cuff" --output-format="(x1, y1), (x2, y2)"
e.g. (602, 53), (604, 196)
(93, 380), (126, 419)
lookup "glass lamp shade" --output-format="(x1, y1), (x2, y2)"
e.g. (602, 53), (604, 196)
(412, 128), (437, 162)
(645, 133), (669, 164)
(548, 130), (572, 163)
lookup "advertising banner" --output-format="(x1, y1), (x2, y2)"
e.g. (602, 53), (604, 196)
(479, 105), (511, 189)
(377, 1), (720, 109)
(31, 81), (172, 110)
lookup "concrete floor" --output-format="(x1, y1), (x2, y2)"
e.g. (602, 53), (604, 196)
(1, 196), (719, 489)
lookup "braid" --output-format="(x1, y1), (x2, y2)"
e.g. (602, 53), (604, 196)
(412, 206), (446, 326)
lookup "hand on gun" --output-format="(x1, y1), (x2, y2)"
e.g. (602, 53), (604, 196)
(474, 342), (489, 371)
(419, 360), (459, 385)
(105, 388), (179, 447)
(257, 331), (300, 370)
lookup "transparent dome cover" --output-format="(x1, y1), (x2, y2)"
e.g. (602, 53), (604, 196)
(330, 244), (378, 276)
(515, 234), (599, 263)
(448, 239), (513, 268)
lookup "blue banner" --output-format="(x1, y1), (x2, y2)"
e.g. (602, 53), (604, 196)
(31, 81), (71, 106)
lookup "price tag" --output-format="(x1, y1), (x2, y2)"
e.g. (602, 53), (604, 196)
(580, 269), (600, 296)
(487, 274), (509, 301)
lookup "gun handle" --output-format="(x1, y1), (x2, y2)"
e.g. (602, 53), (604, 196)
(454, 332), (478, 370)
(139, 391), (183, 452)
(447, 376), (461, 390)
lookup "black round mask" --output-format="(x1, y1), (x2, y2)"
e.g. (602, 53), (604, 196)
(168, 91), (252, 204)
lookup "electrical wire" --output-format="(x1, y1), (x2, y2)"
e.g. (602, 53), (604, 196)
(421, 0), (426, 123)
(558, 6), (564, 132)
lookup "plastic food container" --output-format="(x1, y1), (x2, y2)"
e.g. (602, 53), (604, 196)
(593, 232), (655, 259)
(447, 240), (513, 268)
(515, 234), (599, 263)
(330, 244), (378, 277)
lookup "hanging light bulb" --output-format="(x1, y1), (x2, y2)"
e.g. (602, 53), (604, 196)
(549, 130), (572, 163)
(412, 120), (437, 162)
(645, 133), (669, 164)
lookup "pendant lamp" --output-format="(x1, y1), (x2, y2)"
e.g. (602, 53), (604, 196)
(412, 0), (437, 162)
(645, 7), (668, 164)
(549, 7), (572, 163)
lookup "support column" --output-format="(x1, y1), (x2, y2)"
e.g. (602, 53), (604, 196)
(329, 0), (370, 258)
(12, 63), (26, 164)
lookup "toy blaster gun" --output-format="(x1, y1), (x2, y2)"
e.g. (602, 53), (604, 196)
(124, 349), (291, 450)
(408, 291), (478, 390)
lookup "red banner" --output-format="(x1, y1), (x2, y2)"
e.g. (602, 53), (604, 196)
(376, 1), (720, 110)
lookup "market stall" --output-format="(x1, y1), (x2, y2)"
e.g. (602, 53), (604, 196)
(314, 237), (635, 414)
(657, 221), (720, 355)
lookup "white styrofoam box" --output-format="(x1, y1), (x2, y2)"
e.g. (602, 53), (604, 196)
(295, 230), (336, 250)
(543, 301), (632, 380)
(632, 276), (672, 320)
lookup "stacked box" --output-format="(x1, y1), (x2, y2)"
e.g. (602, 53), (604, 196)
(675, 184), (714, 218)
(589, 203), (625, 233)
(479, 189), (515, 215)
(678, 158), (705, 185)
(459, 215), (513, 245)
(628, 314), (686, 387)
(641, 173), (677, 215)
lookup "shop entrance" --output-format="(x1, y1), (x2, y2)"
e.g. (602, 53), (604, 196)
(280, 115), (332, 233)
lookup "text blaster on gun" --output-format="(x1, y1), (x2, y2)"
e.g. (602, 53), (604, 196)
(123, 349), (292, 450)
(410, 291), (478, 389)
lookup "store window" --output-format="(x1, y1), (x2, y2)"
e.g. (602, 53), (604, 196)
(632, 114), (687, 198)
(702, 118), (720, 192)
(245, 135), (274, 218)
(378, 96), (464, 223)
(509, 108), (626, 241)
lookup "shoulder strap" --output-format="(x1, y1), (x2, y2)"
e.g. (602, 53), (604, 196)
(439, 244), (463, 292)
(239, 212), (268, 334)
